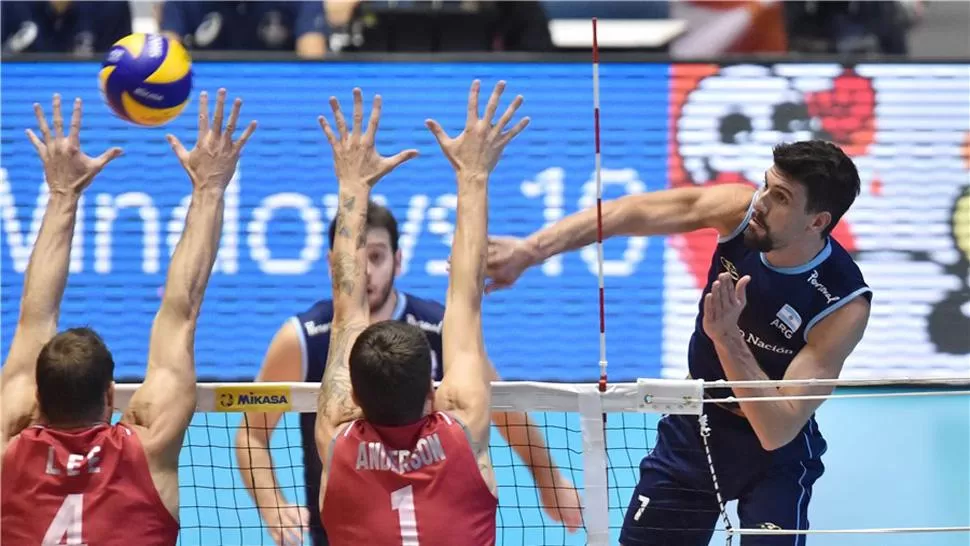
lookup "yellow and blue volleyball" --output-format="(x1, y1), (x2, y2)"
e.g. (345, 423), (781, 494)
(99, 33), (193, 127)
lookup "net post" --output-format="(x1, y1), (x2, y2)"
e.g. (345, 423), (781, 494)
(579, 389), (610, 546)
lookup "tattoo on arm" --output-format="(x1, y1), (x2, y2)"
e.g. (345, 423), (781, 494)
(319, 325), (365, 424)
(319, 188), (370, 427)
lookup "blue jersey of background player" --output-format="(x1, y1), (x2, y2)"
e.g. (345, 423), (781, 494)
(236, 201), (581, 546)
(486, 140), (873, 545)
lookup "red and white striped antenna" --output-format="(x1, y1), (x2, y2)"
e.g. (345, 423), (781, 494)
(592, 17), (608, 395)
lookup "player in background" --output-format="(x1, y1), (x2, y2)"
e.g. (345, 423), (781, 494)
(312, 81), (528, 545)
(486, 140), (872, 545)
(235, 203), (581, 545)
(0, 90), (256, 545)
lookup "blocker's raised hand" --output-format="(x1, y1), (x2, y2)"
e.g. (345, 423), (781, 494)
(426, 80), (529, 179)
(167, 88), (258, 192)
(26, 94), (123, 196)
(318, 88), (419, 188)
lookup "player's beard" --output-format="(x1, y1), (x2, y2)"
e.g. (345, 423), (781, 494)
(743, 214), (775, 252)
(369, 276), (396, 313)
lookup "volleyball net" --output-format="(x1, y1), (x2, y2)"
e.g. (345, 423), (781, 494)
(111, 379), (970, 546)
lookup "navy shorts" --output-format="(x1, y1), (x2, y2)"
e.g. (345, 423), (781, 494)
(620, 408), (826, 546)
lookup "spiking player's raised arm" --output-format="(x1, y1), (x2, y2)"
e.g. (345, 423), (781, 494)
(314, 88), (419, 447)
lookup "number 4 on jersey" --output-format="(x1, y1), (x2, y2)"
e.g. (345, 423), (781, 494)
(43, 494), (87, 546)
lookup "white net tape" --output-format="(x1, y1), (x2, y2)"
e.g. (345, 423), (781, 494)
(110, 379), (970, 545)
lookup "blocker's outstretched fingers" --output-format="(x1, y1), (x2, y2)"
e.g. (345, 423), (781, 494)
(364, 95), (382, 145)
(212, 88), (227, 137)
(466, 80), (481, 127)
(330, 96), (348, 140)
(197, 91), (209, 144)
(319, 115), (337, 146)
(234, 121), (258, 153)
(52, 94), (64, 140)
(482, 80), (506, 126)
(69, 98), (82, 148)
(225, 98), (242, 140)
(34, 103), (51, 146)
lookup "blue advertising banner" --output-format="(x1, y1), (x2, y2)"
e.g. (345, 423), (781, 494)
(1, 61), (670, 381)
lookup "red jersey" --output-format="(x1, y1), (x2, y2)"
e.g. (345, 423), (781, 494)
(321, 411), (497, 546)
(1, 423), (179, 546)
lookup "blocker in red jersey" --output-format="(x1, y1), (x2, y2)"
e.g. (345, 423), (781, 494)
(0, 90), (256, 545)
(313, 81), (530, 546)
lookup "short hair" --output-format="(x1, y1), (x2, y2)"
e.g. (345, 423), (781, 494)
(772, 140), (861, 237)
(328, 200), (399, 252)
(36, 327), (115, 424)
(349, 321), (432, 426)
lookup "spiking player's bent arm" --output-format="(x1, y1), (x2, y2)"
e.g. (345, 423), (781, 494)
(486, 183), (755, 293)
(703, 272), (870, 450)
(121, 89), (257, 516)
(314, 89), (419, 466)
(428, 80), (530, 460)
(0, 95), (122, 454)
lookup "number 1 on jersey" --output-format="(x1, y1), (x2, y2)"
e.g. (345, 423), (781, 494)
(43, 494), (87, 545)
(391, 485), (419, 546)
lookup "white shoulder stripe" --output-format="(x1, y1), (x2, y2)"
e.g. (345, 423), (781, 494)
(287, 316), (310, 382)
(803, 286), (872, 342)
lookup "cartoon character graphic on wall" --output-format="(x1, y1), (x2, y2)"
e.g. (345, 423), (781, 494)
(666, 63), (970, 371)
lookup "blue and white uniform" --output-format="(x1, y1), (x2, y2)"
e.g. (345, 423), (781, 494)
(621, 192), (872, 546)
(291, 292), (445, 546)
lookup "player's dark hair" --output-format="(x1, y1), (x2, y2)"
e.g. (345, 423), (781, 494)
(349, 320), (432, 426)
(328, 200), (399, 252)
(772, 140), (861, 238)
(36, 327), (115, 425)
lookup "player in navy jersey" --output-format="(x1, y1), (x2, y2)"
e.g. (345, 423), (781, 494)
(487, 140), (873, 545)
(236, 204), (581, 543)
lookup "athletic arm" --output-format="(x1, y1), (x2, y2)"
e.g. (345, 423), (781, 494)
(1, 194), (80, 446)
(486, 183), (755, 292)
(314, 90), (419, 456)
(235, 321), (303, 510)
(431, 81), (530, 453)
(527, 183), (754, 261)
(122, 90), (256, 462)
(709, 290), (871, 451)
(489, 367), (561, 485)
(1, 96), (121, 449)
(436, 176), (492, 450)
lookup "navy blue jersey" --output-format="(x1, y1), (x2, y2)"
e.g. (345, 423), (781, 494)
(689, 190), (872, 406)
(161, 1), (326, 52)
(292, 292), (445, 545)
(621, 192), (872, 545)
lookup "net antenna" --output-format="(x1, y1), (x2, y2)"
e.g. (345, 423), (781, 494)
(591, 17), (612, 540)
(592, 19), (607, 401)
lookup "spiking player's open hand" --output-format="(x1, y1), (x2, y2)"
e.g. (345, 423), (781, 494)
(703, 272), (752, 341)
(26, 94), (123, 196)
(318, 88), (419, 188)
(426, 80), (530, 180)
(167, 88), (257, 192)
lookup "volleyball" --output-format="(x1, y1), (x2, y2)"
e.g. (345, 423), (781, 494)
(99, 33), (193, 127)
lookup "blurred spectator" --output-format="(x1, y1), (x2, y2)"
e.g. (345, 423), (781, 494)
(784, 1), (916, 55)
(670, 1), (788, 58)
(326, 1), (551, 53)
(159, 1), (328, 58)
(541, 1), (670, 20)
(1, 1), (131, 56)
